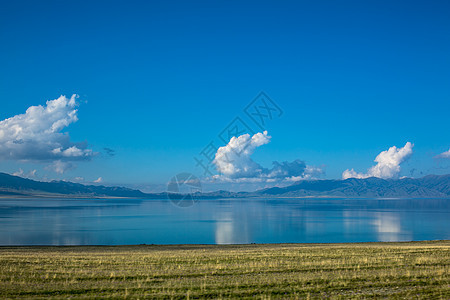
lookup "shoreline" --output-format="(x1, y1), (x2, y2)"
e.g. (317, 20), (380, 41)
(1, 194), (450, 199)
(1, 239), (448, 248)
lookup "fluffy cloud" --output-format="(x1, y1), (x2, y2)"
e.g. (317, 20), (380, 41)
(342, 142), (413, 179)
(436, 148), (450, 159)
(0, 95), (95, 173)
(213, 131), (321, 182)
(214, 131), (271, 178)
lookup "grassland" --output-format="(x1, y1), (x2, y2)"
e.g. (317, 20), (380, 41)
(0, 241), (449, 299)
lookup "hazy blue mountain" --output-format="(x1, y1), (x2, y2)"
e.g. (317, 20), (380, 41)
(0, 172), (227, 199)
(255, 175), (450, 198)
(1, 172), (449, 198)
(0, 172), (148, 198)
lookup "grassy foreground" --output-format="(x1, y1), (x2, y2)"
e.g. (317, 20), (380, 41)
(0, 241), (449, 299)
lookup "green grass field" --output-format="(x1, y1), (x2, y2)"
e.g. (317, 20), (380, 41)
(0, 241), (449, 299)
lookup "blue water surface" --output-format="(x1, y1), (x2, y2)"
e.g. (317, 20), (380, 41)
(0, 197), (448, 245)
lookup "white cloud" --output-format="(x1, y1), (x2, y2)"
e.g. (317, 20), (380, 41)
(304, 165), (325, 179)
(212, 131), (322, 183)
(12, 169), (24, 177)
(12, 168), (37, 178)
(93, 177), (103, 183)
(0, 95), (95, 173)
(436, 148), (450, 159)
(342, 142), (413, 179)
(214, 131), (271, 179)
(46, 160), (74, 174)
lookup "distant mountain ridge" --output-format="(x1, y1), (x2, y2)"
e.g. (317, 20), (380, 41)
(255, 175), (450, 198)
(0, 172), (148, 198)
(0, 172), (450, 198)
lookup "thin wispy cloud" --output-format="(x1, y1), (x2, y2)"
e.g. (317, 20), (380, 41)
(342, 142), (413, 179)
(0, 95), (95, 173)
(12, 168), (37, 178)
(103, 147), (116, 157)
(436, 148), (450, 159)
(45, 160), (75, 174)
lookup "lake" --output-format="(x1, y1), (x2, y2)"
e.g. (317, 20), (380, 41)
(0, 197), (448, 245)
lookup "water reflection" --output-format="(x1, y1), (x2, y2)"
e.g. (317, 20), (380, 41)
(0, 197), (448, 245)
(372, 212), (410, 242)
(343, 210), (412, 242)
(215, 212), (234, 244)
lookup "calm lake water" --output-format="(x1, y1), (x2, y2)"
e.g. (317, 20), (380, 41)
(0, 197), (448, 245)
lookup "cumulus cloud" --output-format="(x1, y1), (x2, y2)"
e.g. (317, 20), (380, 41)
(342, 142), (413, 179)
(212, 131), (322, 183)
(214, 131), (271, 178)
(436, 148), (450, 159)
(269, 160), (306, 179)
(0, 95), (95, 173)
(286, 165), (324, 181)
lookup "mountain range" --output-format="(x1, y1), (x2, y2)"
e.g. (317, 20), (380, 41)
(254, 175), (450, 198)
(0, 172), (148, 198)
(0, 172), (449, 198)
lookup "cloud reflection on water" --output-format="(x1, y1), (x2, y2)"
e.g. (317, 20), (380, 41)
(372, 212), (412, 242)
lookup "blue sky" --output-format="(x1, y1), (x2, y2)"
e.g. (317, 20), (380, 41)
(0, 0), (449, 191)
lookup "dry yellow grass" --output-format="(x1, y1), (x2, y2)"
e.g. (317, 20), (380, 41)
(0, 241), (449, 299)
